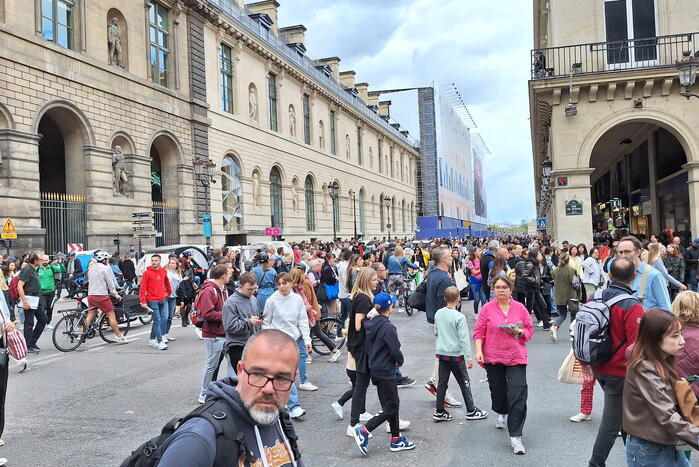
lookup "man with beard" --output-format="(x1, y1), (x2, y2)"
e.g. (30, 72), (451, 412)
(158, 329), (304, 466)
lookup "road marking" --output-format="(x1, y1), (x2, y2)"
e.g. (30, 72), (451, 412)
(31, 329), (153, 362)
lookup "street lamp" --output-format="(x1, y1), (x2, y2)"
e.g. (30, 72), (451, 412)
(541, 158), (552, 181)
(327, 180), (340, 241)
(193, 158), (217, 247)
(677, 51), (699, 99)
(384, 195), (393, 239)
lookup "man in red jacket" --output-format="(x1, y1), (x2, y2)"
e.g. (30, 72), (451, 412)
(197, 264), (231, 404)
(140, 254), (172, 350)
(588, 257), (643, 467)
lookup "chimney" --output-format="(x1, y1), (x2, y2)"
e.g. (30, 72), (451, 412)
(355, 82), (369, 105)
(316, 57), (341, 81)
(279, 25), (306, 45)
(339, 71), (356, 90)
(247, 0), (280, 35)
(378, 100), (391, 118)
(367, 91), (380, 108)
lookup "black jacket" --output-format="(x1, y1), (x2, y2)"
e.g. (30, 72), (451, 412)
(514, 259), (528, 293)
(521, 259), (542, 291)
(480, 251), (495, 296)
(685, 245), (699, 270)
(539, 262), (553, 295)
(119, 260), (136, 281)
(364, 315), (403, 381)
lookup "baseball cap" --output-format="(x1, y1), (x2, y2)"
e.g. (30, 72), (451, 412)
(693, 238), (699, 244)
(67, 251), (76, 257)
(373, 292), (397, 311)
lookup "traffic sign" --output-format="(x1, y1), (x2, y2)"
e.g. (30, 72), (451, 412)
(132, 226), (154, 232)
(136, 234), (152, 239)
(67, 243), (84, 252)
(131, 219), (153, 225)
(131, 212), (152, 218)
(202, 214), (212, 238)
(1, 218), (16, 239)
(537, 218), (547, 231)
(386, 223), (392, 229)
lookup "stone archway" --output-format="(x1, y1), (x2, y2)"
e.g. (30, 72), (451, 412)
(148, 131), (182, 245)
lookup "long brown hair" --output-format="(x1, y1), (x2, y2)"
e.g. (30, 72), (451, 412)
(627, 309), (682, 382)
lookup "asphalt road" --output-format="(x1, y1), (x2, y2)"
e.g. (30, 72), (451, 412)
(0, 300), (685, 467)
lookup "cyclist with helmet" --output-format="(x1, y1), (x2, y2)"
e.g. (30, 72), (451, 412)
(86, 251), (128, 344)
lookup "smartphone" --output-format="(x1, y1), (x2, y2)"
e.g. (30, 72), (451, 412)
(685, 375), (699, 383)
(498, 325), (516, 329)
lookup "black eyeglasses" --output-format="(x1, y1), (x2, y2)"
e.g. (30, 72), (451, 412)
(242, 368), (294, 391)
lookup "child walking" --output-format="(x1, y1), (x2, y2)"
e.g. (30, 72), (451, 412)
(433, 286), (488, 422)
(352, 292), (415, 455)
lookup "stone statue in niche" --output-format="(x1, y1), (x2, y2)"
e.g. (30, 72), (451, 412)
(292, 188), (299, 213)
(252, 171), (261, 207)
(108, 18), (124, 68)
(318, 122), (325, 149)
(345, 134), (350, 159)
(321, 185), (328, 211)
(288, 106), (296, 137)
(112, 146), (130, 196)
(249, 86), (258, 121)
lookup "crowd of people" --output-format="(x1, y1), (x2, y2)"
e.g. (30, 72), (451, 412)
(0, 232), (699, 466)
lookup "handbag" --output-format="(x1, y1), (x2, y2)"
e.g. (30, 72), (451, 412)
(567, 298), (580, 315)
(323, 281), (339, 301)
(6, 329), (27, 361)
(672, 379), (699, 426)
(315, 283), (328, 304)
(557, 349), (591, 385)
(453, 269), (469, 291)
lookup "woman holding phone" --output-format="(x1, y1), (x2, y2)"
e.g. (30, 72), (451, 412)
(473, 276), (533, 456)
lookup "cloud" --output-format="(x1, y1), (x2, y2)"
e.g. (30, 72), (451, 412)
(277, 0), (535, 224)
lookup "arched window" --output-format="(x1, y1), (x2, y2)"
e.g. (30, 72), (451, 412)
(305, 175), (315, 231)
(269, 167), (283, 227)
(401, 199), (406, 232)
(221, 155), (242, 231)
(333, 186), (341, 234)
(359, 189), (366, 234)
(379, 194), (385, 232)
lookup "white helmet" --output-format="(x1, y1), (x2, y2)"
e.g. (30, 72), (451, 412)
(94, 250), (110, 262)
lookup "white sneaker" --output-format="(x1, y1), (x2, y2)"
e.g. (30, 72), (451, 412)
(289, 406), (306, 419)
(115, 335), (129, 345)
(198, 393), (206, 404)
(331, 401), (344, 420)
(16, 359), (28, 373)
(148, 339), (159, 349)
(157, 341), (168, 350)
(385, 419), (410, 432)
(536, 321), (544, 328)
(329, 350), (342, 363)
(307, 354), (313, 364)
(570, 413), (591, 422)
(162, 336), (168, 344)
(346, 424), (372, 438)
(549, 327), (558, 343)
(165, 334), (176, 341)
(496, 413), (507, 429)
(298, 382), (318, 391)
(444, 394), (462, 408)
(0, 457), (7, 466)
(510, 436), (526, 455)
(359, 412), (373, 422)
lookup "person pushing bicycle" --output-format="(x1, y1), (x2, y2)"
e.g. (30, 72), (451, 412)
(86, 251), (128, 344)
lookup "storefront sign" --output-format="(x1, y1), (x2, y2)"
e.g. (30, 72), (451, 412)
(565, 200), (583, 216)
(556, 176), (568, 187)
(265, 227), (281, 236)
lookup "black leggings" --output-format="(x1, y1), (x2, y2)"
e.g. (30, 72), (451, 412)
(350, 370), (371, 425)
(337, 369), (357, 406)
(227, 345), (244, 375)
(365, 378), (400, 436)
(525, 290), (550, 327)
(311, 321), (336, 352)
(436, 359), (475, 412)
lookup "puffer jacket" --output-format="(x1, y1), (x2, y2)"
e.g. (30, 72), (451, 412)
(521, 259), (541, 291)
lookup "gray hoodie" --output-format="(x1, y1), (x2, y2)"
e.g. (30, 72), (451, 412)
(223, 291), (259, 347)
(158, 377), (302, 467)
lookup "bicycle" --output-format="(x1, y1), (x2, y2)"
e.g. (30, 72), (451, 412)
(52, 305), (131, 352)
(395, 271), (418, 316)
(311, 316), (346, 355)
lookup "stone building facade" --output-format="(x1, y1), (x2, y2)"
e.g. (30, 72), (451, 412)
(0, 0), (419, 254)
(530, 0), (699, 246)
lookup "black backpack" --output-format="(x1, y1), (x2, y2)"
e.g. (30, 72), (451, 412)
(407, 280), (427, 311)
(120, 399), (301, 467)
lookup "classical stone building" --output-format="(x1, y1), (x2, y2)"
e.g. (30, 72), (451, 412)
(530, 0), (699, 246)
(0, 0), (419, 254)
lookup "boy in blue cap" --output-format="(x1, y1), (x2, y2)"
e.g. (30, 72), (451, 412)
(353, 292), (415, 455)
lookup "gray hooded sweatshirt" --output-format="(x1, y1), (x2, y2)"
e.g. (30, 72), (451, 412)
(223, 291), (259, 348)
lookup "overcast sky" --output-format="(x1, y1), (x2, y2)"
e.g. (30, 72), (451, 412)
(278, 0), (535, 224)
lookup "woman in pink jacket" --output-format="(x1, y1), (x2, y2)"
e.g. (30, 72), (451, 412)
(474, 276), (533, 456)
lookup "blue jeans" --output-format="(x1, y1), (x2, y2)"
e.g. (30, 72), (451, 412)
(164, 297), (176, 335)
(287, 383), (301, 411)
(201, 337), (226, 394)
(625, 436), (691, 467)
(339, 297), (351, 324)
(147, 300), (168, 343)
(296, 338), (308, 384)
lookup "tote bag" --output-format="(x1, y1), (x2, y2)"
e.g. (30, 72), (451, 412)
(557, 349), (589, 385)
(323, 281), (339, 301)
(453, 269), (469, 292)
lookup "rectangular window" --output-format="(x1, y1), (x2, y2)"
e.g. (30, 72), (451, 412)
(329, 110), (337, 155)
(149, 2), (170, 87)
(357, 128), (362, 165)
(604, 0), (657, 64)
(268, 73), (278, 131)
(220, 44), (234, 113)
(303, 95), (311, 145)
(42, 0), (73, 49)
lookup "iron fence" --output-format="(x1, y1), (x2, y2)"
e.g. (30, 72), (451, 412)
(531, 32), (699, 79)
(40, 192), (87, 254)
(152, 201), (179, 247)
(205, 0), (420, 148)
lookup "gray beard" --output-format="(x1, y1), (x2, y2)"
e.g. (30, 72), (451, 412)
(247, 404), (279, 425)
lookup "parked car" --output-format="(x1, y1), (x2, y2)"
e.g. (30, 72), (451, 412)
(136, 244), (209, 277)
(239, 241), (292, 272)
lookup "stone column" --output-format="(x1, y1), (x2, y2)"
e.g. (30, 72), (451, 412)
(684, 162), (699, 239)
(0, 129), (43, 253)
(551, 168), (594, 247)
(648, 131), (660, 235)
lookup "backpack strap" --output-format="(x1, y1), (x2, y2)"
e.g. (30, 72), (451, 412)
(278, 408), (302, 463)
(637, 267), (650, 301)
(603, 292), (635, 358)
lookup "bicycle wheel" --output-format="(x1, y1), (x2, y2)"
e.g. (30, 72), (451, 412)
(139, 311), (153, 325)
(311, 317), (345, 356)
(99, 311), (131, 343)
(52, 312), (85, 352)
(404, 289), (414, 316)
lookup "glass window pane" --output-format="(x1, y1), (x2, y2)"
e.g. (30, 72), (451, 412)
(157, 5), (168, 30)
(159, 49), (167, 69)
(42, 17), (54, 41)
(57, 1), (70, 25)
(632, 0), (655, 38)
(149, 4), (155, 23)
(605, 1), (628, 42)
(57, 25), (69, 48)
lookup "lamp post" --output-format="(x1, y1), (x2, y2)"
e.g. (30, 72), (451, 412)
(193, 158), (217, 247)
(677, 51), (699, 99)
(384, 195), (393, 240)
(328, 180), (340, 241)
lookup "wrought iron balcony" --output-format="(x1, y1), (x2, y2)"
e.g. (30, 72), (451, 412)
(531, 32), (699, 80)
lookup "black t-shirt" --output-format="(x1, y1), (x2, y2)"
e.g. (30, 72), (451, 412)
(19, 265), (40, 295)
(347, 293), (373, 372)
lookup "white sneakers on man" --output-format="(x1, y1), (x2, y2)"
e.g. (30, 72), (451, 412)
(495, 413), (507, 429)
(329, 350), (342, 363)
(298, 382), (318, 391)
(510, 436), (526, 455)
(148, 339), (168, 350)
